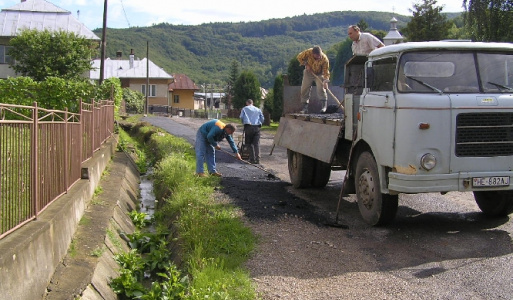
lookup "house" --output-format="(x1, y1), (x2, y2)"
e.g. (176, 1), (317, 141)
(89, 51), (174, 111)
(0, 0), (100, 79)
(169, 73), (201, 110)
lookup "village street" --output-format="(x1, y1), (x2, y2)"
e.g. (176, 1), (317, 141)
(144, 115), (513, 300)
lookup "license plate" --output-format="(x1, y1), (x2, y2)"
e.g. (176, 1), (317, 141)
(472, 176), (510, 187)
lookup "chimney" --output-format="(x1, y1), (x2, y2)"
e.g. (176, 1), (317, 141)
(129, 49), (134, 68)
(116, 50), (122, 59)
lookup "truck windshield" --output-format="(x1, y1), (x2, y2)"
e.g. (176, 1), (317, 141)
(398, 52), (480, 93)
(477, 53), (513, 92)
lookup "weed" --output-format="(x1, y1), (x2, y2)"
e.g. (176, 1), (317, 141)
(90, 245), (106, 257)
(69, 238), (78, 258)
(128, 210), (152, 229)
(79, 216), (90, 226)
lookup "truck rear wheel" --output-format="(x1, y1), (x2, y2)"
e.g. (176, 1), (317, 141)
(473, 191), (513, 216)
(355, 151), (398, 225)
(311, 159), (331, 188)
(287, 150), (314, 188)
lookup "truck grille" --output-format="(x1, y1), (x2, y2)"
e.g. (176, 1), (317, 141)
(456, 113), (513, 157)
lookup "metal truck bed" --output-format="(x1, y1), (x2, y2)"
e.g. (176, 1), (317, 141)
(273, 113), (344, 163)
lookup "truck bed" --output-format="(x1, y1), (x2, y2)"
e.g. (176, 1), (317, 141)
(273, 113), (345, 163)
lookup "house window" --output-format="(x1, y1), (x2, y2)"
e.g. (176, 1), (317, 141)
(173, 95), (180, 103)
(0, 45), (13, 64)
(141, 84), (156, 97)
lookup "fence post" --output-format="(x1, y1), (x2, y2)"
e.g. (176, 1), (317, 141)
(32, 102), (39, 218)
(91, 99), (95, 156)
(79, 99), (83, 164)
(64, 108), (69, 193)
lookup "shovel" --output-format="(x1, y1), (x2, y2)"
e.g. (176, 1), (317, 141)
(218, 148), (277, 179)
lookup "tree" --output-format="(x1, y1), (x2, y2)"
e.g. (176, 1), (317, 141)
(8, 29), (97, 81)
(223, 60), (239, 109)
(123, 88), (145, 114)
(233, 70), (261, 109)
(330, 38), (354, 86)
(464, 0), (513, 42)
(272, 75), (284, 122)
(403, 0), (452, 41)
(357, 19), (369, 32)
(287, 56), (303, 86)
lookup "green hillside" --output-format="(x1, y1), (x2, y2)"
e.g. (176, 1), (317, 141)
(95, 11), (411, 88)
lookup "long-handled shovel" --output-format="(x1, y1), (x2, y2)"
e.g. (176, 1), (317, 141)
(311, 73), (344, 110)
(218, 148), (277, 179)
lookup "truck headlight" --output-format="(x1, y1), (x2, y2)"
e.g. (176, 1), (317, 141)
(420, 153), (436, 170)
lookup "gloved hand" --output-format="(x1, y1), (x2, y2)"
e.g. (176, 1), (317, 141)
(215, 145), (221, 150)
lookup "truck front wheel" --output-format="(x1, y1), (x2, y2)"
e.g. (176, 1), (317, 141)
(287, 150), (314, 188)
(355, 151), (398, 225)
(473, 191), (513, 216)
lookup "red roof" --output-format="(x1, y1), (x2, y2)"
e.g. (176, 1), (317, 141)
(169, 73), (199, 91)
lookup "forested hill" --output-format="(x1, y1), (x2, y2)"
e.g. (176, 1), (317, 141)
(95, 11), (411, 88)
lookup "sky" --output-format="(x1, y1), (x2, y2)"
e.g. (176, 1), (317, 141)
(0, 0), (466, 30)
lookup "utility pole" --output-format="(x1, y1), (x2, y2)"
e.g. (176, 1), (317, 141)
(99, 0), (107, 85)
(146, 41), (149, 115)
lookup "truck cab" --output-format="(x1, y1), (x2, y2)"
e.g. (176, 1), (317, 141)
(276, 41), (513, 225)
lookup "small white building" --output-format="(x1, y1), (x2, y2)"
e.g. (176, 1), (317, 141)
(383, 17), (404, 46)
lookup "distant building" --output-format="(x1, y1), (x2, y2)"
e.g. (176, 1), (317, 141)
(90, 50), (174, 110)
(168, 73), (200, 110)
(383, 17), (404, 46)
(0, 0), (100, 79)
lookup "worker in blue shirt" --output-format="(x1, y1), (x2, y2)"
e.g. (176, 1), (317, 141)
(195, 119), (241, 177)
(240, 99), (265, 164)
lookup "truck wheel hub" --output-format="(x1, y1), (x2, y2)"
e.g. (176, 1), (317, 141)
(358, 170), (375, 209)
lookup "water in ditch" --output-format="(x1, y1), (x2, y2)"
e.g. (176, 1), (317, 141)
(139, 168), (156, 224)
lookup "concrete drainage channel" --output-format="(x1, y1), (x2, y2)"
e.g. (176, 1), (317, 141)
(44, 150), (143, 300)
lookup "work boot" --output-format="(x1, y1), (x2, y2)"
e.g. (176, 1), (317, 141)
(299, 103), (309, 114)
(196, 173), (208, 177)
(320, 100), (328, 113)
(211, 172), (222, 177)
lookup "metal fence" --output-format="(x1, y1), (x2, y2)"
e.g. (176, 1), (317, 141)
(0, 100), (114, 239)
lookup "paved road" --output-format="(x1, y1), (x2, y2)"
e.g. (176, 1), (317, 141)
(144, 115), (513, 300)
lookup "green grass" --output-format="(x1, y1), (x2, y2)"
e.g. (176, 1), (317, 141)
(113, 120), (258, 299)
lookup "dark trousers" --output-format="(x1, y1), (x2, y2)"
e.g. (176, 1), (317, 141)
(244, 124), (261, 163)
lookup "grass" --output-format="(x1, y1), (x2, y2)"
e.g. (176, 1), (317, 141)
(113, 121), (258, 299)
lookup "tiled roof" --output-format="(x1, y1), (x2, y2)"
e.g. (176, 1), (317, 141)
(0, 0), (99, 40)
(169, 73), (199, 91)
(89, 57), (173, 80)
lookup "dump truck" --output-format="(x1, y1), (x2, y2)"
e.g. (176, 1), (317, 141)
(274, 41), (513, 225)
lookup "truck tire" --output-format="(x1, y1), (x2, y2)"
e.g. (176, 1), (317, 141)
(311, 159), (331, 188)
(473, 191), (513, 216)
(355, 151), (398, 225)
(287, 149), (314, 188)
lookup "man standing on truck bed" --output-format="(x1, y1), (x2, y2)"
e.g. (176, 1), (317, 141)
(348, 25), (384, 56)
(297, 45), (330, 114)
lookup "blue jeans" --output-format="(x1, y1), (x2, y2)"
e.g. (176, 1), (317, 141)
(195, 130), (216, 174)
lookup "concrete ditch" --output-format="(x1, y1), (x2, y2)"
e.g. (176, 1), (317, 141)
(0, 136), (142, 300)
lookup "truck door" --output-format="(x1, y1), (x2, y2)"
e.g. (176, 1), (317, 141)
(360, 57), (397, 169)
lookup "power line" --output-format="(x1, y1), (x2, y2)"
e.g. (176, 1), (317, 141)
(119, 0), (131, 28)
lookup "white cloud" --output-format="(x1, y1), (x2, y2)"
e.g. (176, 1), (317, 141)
(1, 0), (466, 29)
